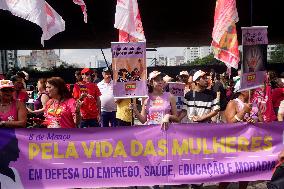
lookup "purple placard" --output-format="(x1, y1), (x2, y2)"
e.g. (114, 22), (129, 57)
(1, 122), (283, 188)
(113, 81), (148, 98)
(111, 42), (146, 59)
(111, 42), (147, 98)
(168, 82), (185, 111)
(240, 71), (266, 91)
(242, 27), (268, 46)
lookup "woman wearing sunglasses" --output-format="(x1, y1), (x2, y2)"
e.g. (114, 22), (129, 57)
(0, 80), (27, 128)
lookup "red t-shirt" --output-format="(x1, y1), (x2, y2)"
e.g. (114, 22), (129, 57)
(73, 82), (101, 119)
(272, 88), (284, 108)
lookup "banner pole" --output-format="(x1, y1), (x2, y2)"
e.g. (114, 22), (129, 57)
(131, 98), (134, 126)
(249, 89), (251, 103)
(100, 48), (109, 68)
(250, 0), (253, 26)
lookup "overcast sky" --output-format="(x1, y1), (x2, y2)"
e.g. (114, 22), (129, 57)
(18, 47), (186, 68)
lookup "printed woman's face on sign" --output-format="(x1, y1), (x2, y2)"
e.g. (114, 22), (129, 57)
(46, 83), (58, 98)
(0, 138), (20, 163)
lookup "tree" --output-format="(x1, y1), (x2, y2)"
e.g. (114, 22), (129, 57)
(188, 53), (221, 66)
(270, 44), (284, 63)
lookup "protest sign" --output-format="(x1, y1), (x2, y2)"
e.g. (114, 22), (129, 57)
(241, 26), (268, 91)
(168, 82), (185, 111)
(111, 42), (147, 98)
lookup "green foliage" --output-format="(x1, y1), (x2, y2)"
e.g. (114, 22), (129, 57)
(270, 44), (284, 63)
(186, 53), (221, 66)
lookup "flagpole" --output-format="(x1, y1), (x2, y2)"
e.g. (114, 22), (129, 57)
(250, 0), (253, 26)
(100, 49), (109, 68)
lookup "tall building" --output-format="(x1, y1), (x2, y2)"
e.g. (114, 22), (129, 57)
(158, 55), (168, 66)
(18, 55), (31, 68)
(168, 56), (185, 66)
(96, 60), (110, 68)
(0, 50), (17, 75)
(28, 50), (59, 71)
(183, 46), (212, 63)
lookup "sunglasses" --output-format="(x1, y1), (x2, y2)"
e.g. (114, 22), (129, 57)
(1, 88), (15, 92)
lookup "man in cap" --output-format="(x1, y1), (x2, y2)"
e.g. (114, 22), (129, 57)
(97, 67), (117, 127)
(73, 68), (101, 128)
(178, 70), (220, 123)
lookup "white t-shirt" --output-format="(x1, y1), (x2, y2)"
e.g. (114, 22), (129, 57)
(0, 167), (24, 189)
(97, 80), (117, 112)
(279, 100), (284, 114)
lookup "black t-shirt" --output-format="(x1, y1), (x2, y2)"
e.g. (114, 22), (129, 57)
(212, 81), (227, 111)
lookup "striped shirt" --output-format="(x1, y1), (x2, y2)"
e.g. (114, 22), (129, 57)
(182, 89), (220, 122)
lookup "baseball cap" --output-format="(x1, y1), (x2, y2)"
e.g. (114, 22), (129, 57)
(102, 67), (111, 72)
(0, 80), (14, 89)
(179, 71), (189, 76)
(192, 70), (206, 82)
(148, 71), (161, 80)
(163, 75), (173, 82)
(81, 68), (94, 74)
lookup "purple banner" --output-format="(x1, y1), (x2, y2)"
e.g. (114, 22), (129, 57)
(111, 42), (147, 98)
(1, 122), (283, 188)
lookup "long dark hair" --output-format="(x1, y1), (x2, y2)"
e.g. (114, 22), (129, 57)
(47, 77), (72, 100)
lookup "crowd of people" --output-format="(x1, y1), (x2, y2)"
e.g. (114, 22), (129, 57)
(1, 68), (283, 129)
(0, 68), (284, 188)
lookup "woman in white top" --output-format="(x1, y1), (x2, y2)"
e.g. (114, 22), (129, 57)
(278, 100), (284, 121)
(219, 80), (262, 189)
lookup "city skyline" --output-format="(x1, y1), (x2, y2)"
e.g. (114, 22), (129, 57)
(18, 47), (187, 68)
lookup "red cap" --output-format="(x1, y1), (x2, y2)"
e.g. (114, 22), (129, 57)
(81, 68), (94, 74)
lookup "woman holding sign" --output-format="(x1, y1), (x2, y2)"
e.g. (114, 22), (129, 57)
(131, 71), (178, 130)
(219, 80), (263, 189)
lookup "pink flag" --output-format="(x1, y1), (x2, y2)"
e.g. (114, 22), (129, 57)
(114, 0), (145, 42)
(251, 86), (276, 122)
(72, 0), (87, 23)
(211, 0), (240, 69)
(0, 0), (65, 46)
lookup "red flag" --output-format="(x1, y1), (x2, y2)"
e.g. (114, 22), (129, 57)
(211, 0), (240, 69)
(114, 0), (145, 42)
(73, 0), (88, 23)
